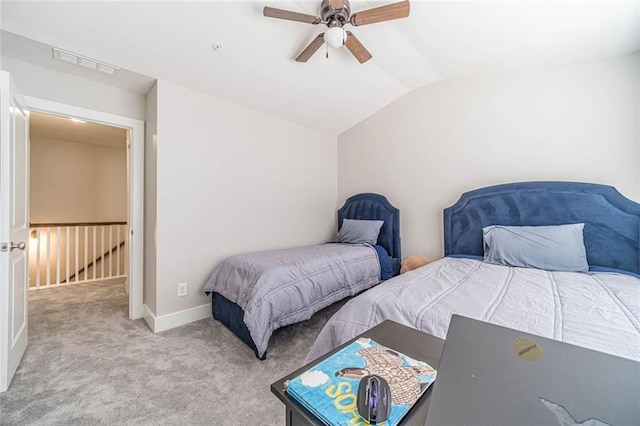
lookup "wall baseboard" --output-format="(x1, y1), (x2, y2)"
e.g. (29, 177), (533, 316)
(142, 304), (156, 331)
(143, 303), (212, 333)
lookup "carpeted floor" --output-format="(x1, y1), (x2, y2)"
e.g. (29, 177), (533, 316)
(0, 279), (345, 425)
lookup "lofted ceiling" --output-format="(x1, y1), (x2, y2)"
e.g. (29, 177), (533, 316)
(1, 1), (639, 135)
(30, 111), (127, 149)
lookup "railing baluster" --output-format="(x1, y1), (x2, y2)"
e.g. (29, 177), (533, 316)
(116, 225), (121, 276)
(108, 225), (113, 278)
(65, 227), (70, 284)
(85, 226), (89, 282)
(93, 226), (97, 280)
(35, 228), (41, 289)
(101, 226), (105, 279)
(75, 226), (79, 283)
(56, 227), (61, 286)
(46, 227), (51, 288)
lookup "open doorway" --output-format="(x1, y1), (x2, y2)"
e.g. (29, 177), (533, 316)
(28, 111), (129, 302)
(25, 96), (144, 320)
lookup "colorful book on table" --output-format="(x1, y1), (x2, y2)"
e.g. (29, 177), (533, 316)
(285, 337), (437, 426)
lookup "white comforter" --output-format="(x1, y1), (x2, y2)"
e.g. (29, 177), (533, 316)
(306, 257), (640, 362)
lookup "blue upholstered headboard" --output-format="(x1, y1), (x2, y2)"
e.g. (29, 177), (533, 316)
(338, 193), (401, 268)
(444, 182), (640, 275)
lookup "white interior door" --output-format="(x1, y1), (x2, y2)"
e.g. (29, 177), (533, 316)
(0, 71), (29, 393)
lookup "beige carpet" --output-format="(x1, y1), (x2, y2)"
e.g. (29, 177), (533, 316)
(0, 279), (344, 425)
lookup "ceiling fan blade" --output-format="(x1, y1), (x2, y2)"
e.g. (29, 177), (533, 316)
(296, 34), (325, 62)
(329, 0), (345, 10)
(345, 32), (372, 64)
(350, 0), (410, 26)
(263, 6), (321, 24)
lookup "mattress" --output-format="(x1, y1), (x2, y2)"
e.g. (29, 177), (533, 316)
(306, 257), (640, 363)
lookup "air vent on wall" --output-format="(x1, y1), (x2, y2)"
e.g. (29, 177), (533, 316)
(52, 47), (119, 76)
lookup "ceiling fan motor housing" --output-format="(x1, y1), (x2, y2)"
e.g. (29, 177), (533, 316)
(321, 0), (351, 26)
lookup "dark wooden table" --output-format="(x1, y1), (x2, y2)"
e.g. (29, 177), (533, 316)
(271, 320), (445, 426)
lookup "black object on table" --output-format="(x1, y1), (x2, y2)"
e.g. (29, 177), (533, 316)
(271, 320), (445, 426)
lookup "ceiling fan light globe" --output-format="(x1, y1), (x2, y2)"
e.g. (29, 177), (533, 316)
(324, 27), (346, 48)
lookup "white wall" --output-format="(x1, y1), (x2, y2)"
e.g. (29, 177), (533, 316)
(1, 56), (146, 121)
(30, 138), (127, 223)
(152, 80), (337, 318)
(338, 53), (640, 260)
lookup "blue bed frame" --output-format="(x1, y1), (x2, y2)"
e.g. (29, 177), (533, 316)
(212, 193), (401, 359)
(338, 193), (401, 275)
(443, 181), (640, 275)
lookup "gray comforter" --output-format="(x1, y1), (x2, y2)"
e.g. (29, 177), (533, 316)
(306, 257), (640, 363)
(203, 243), (381, 358)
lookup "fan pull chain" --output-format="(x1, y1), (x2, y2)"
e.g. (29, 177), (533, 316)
(326, 44), (329, 59)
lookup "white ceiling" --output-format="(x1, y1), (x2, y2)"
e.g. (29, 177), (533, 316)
(0, 31), (156, 95)
(30, 111), (127, 149)
(2, 1), (639, 135)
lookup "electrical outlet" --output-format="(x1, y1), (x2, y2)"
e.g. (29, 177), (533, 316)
(177, 282), (188, 297)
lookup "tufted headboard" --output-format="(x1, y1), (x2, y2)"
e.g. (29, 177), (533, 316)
(338, 193), (401, 274)
(444, 182), (640, 275)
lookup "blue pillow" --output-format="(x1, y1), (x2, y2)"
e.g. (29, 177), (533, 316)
(483, 224), (588, 272)
(338, 219), (384, 245)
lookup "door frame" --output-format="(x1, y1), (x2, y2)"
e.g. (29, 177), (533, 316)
(25, 96), (144, 320)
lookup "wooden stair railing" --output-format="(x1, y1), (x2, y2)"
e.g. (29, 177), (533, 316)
(29, 221), (128, 288)
(63, 240), (126, 283)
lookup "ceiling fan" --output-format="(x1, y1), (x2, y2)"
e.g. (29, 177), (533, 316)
(263, 0), (410, 64)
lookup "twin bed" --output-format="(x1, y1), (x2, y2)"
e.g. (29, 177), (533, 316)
(306, 182), (640, 363)
(204, 193), (401, 359)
